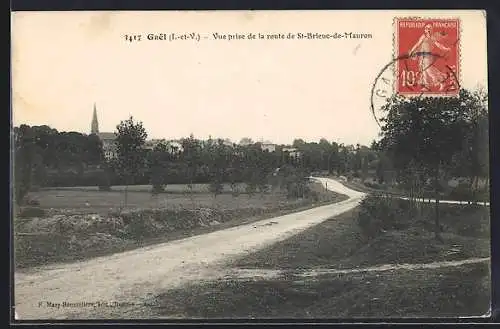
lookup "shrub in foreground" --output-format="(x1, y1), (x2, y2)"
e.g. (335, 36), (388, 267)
(357, 194), (406, 238)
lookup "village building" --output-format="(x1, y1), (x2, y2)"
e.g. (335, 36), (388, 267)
(90, 104), (117, 160)
(282, 147), (302, 158)
(261, 143), (276, 153)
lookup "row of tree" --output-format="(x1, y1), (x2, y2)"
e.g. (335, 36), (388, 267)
(106, 117), (367, 201)
(12, 121), (380, 192)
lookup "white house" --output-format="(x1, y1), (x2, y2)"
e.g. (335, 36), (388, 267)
(261, 143), (276, 152)
(282, 147), (302, 158)
(167, 140), (184, 154)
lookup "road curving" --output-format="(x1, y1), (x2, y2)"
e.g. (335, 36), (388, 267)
(14, 177), (365, 320)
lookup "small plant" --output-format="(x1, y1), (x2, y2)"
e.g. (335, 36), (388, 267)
(209, 180), (224, 198)
(258, 183), (270, 197)
(246, 183), (257, 198)
(230, 182), (240, 197)
(151, 184), (165, 195)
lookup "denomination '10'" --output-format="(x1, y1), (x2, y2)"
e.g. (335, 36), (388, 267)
(400, 69), (420, 87)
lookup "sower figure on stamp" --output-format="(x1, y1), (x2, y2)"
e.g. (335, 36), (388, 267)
(408, 24), (451, 91)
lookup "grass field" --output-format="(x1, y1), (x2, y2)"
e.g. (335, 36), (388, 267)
(28, 188), (291, 215)
(150, 201), (491, 318)
(14, 182), (348, 269)
(39, 183), (245, 194)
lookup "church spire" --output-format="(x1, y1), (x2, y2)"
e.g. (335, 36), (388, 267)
(91, 103), (99, 134)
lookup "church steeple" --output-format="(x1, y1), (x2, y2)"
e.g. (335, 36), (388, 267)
(91, 103), (99, 134)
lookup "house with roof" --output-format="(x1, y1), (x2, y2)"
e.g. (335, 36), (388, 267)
(257, 139), (276, 152)
(282, 147), (302, 158)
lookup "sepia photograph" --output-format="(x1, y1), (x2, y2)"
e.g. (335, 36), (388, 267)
(11, 10), (490, 320)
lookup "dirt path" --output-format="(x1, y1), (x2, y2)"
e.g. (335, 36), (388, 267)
(398, 196), (490, 206)
(225, 257), (490, 280)
(14, 178), (364, 320)
(335, 178), (490, 206)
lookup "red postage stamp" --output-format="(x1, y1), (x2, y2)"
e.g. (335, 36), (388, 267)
(395, 18), (460, 96)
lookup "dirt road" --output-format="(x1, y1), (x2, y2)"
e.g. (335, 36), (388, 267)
(14, 178), (365, 320)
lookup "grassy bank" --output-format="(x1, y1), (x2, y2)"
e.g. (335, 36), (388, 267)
(232, 199), (490, 270)
(14, 182), (348, 269)
(149, 197), (490, 318)
(152, 262), (490, 318)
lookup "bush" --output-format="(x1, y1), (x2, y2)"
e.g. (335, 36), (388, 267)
(209, 180), (224, 197)
(230, 182), (240, 197)
(357, 194), (406, 238)
(309, 190), (320, 202)
(364, 181), (384, 190)
(258, 183), (270, 195)
(18, 206), (46, 218)
(246, 183), (257, 197)
(118, 211), (161, 240)
(151, 184), (165, 194)
(448, 183), (489, 203)
(285, 181), (311, 199)
(448, 183), (473, 201)
(98, 169), (112, 191)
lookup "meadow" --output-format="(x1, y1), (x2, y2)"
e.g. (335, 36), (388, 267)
(30, 183), (284, 215)
(14, 182), (347, 269)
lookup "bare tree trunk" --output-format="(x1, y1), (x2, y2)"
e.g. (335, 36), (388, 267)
(189, 180), (195, 210)
(473, 175), (479, 205)
(434, 165), (443, 242)
(124, 177), (129, 209)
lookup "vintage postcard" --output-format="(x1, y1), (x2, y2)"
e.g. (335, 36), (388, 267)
(11, 10), (489, 321)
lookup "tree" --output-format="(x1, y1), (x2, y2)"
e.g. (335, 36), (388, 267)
(148, 141), (171, 195)
(378, 89), (486, 240)
(181, 134), (202, 208)
(207, 139), (228, 201)
(13, 125), (36, 206)
(241, 145), (262, 198)
(228, 145), (243, 199)
(281, 164), (309, 199)
(292, 139), (306, 149)
(323, 140), (339, 174)
(239, 137), (254, 146)
(337, 144), (352, 176)
(114, 116), (147, 208)
(448, 88), (489, 201)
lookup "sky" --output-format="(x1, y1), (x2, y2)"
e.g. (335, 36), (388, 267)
(11, 10), (487, 146)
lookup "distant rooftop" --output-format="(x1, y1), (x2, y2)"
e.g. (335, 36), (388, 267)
(97, 132), (116, 140)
